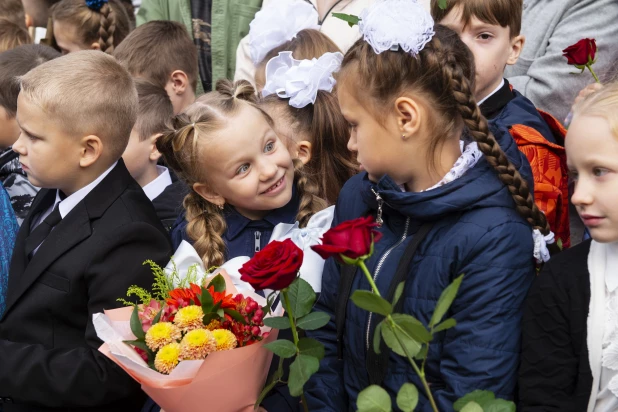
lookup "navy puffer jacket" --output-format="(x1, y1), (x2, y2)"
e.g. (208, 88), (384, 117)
(305, 128), (536, 411)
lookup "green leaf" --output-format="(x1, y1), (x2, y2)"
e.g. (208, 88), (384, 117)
(296, 311), (330, 330)
(264, 339), (297, 359)
(356, 385), (392, 412)
(264, 316), (292, 330)
(298, 337), (325, 360)
(461, 402), (483, 412)
(206, 274), (226, 293)
(224, 308), (247, 324)
(288, 354), (320, 397)
(351, 290), (392, 316)
(414, 345), (428, 361)
(392, 281), (405, 310)
(434, 318), (457, 333)
(124, 339), (152, 356)
(454, 390), (495, 411)
(262, 292), (277, 314)
(381, 321), (421, 357)
(331, 12), (360, 28)
(429, 274), (464, 328)
(391, 313), (432, 343)
(396, 383), (419, 412)
(151, 309), (162, 326)
(373, 321), (383, 355)
(287, 277), (316, 319)
(202, 312), (219, 325)
(130, 305), (145, 340)
(483, 399), (516, 412)
(438, 0), (448, 9)
(200, 286), (214, 313)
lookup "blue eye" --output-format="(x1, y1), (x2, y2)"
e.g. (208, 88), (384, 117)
(593, 167), (609, 177)
(237, 164), (250, 175)
(264, 141), (275, 152)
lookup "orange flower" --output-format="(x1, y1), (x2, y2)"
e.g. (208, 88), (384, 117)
(208, 286), (236, 309)
(167, 283), (202, 307)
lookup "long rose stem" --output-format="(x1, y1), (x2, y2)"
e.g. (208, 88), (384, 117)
(282, 289), (310, 412)
(587, 65), (601, 83)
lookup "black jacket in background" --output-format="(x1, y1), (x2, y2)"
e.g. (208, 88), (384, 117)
(519, 239), (593, 411)
(0, 160), (172, 411)
(151, 179), (187, 232)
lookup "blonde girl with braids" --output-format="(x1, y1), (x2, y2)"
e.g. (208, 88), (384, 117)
(51, 0), (131, 55)
(159, 79), (328, 279)
(305, 1), (546, 410)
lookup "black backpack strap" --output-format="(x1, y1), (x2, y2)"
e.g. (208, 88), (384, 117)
(0, 149), (18, 170)
(366, 221), (435, 385)
(336, 263), (357, 359)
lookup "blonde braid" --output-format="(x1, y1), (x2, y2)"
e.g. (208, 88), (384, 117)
(293, 158), (327, 227)
(97, 2), (116, 54)
(183, 192), (227, 268)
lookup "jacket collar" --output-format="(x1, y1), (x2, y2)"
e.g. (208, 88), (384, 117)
(480, 78), (515, 120)
(224, 184), (300, 240)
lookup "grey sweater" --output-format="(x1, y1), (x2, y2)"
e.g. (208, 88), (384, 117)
(506, 0), (618, 123)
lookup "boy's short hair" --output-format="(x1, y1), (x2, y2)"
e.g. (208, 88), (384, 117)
(134, 79), (173, 141)
(0, 44), (60, 117)
(19, 50), (138, 159)
(0, 18), (31, 53)
(431, 0), (522, 38)
(0, 0), (26, 27)
(113, 21), (198, 92)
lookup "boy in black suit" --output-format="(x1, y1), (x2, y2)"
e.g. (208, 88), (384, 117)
(0, 51), (172, 411)
(121, 79), (186, 232)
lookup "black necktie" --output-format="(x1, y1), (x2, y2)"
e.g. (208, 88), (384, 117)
(25, 204), (62, 259)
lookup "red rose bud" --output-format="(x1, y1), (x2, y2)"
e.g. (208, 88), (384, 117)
(563, 38), (597, 66)
(239, 238), (303, 291)
(311, 215), (382, 263)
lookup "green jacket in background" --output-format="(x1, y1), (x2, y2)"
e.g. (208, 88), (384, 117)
(136, 0), (263, 94)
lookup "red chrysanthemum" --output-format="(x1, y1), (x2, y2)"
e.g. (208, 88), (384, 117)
(167, 283), (202, 308)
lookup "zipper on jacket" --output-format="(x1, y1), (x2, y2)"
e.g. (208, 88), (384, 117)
(254, 231), (261, 252)
(371, 188), (384, 227)
(365, 217), (410, 351)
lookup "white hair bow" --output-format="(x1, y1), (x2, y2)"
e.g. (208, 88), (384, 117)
(248, 0), (320, 66)
(262, 51), (343, 109)
(358, 0), (435, 55)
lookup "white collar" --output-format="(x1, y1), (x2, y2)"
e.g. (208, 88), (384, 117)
(55, 161), (117, 219)
(477, 78), (505, 106)
(142, 166), (173, 201)
(606, 242), (618, 293)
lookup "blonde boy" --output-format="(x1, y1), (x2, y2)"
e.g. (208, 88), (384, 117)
(0, 51), (171, 411)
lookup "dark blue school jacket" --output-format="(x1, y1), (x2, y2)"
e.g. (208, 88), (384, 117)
(304, 126), (536, 411)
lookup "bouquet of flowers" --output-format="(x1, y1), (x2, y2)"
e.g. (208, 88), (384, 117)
(93, 246), (280, 412)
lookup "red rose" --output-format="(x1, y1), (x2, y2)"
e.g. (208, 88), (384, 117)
(239, 239), (303, 291)
(563, 38), (596, 66)
(311, 216), (382, 263)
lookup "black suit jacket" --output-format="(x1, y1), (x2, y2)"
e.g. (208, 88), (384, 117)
(518, 239), (594, 411)
(0, 160), (172, 412)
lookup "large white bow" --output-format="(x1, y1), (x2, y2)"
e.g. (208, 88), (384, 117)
(248, 0), (319, 66)
(358, 0), (435, 55)
(262, 51), (343, 109)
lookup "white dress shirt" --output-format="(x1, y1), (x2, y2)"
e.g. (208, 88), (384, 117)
(142, 166), (173, 202)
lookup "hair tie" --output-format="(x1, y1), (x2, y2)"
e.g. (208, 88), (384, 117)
(358, 0), (435, 56)
(248, 0), (319, 66)
(262, 51), (343, 109)
(85, 0), (108, 11)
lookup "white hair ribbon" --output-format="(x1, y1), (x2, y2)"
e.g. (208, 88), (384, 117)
(358, 0), (435, 55)
(532, 229), (555, 263)
(262, 51), (343, 109)
(248, 0), (320, 66)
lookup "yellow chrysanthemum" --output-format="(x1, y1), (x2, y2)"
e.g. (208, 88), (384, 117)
(205, 319), (221, 331)
(212, 329), (237, 351)
(173, 305), (204, 332)
(180, 329), (216, 360)
(154, 343), (181, 374)
(145, 322), (181, 351)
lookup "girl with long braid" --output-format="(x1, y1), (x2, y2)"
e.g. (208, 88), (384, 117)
(305, 1), (546, 410)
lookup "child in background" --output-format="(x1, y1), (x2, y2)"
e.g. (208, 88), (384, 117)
(0, 18), (31, 52)
(432, 0), (570, 248)
(113, 21), (197, 114)
(51, 0), (131, 54)
(260, 51), (358, 205)
(306, 1), (549, 409)
(122, 79), (185, 231)
(159, 79), (327, 264)
(0, 50), (171, 410)
(519, 83), (618, 411)
(0, 44), (60, 224)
